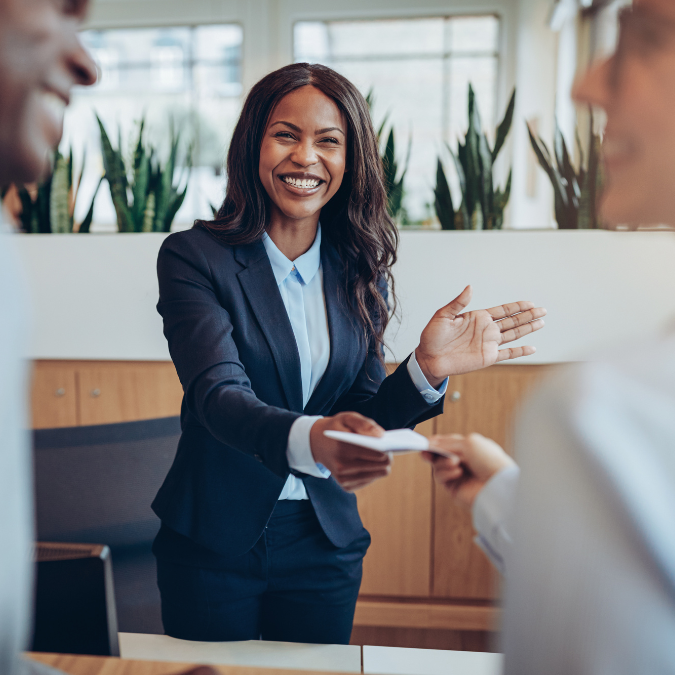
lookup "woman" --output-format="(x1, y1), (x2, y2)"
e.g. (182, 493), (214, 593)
(425, 2), (675, 671)
(151, 62), (545, 644)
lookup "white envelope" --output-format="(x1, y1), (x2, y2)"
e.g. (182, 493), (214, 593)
(324, 428), (435, 454)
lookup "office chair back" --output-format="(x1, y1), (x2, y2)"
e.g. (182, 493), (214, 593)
(33, 416), (181, 634)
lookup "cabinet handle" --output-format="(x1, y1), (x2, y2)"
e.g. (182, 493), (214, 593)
(450, 391), (461, 402)
(90, 388), (101, 398)
(55, 388), (66, 397)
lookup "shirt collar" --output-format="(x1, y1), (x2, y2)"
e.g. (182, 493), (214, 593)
(262, 225), (322, 286)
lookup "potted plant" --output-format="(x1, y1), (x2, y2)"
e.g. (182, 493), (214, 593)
(434, 85), (515, 230)
(97, 115), (192, 233)
(2, 148), (101, 233)
(527, 115), (603, 229)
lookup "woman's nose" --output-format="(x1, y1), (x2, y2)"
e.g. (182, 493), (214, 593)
(290, 140), (319, 167)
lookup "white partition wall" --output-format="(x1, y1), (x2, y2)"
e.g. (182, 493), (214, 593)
(17, 231), (675, 363)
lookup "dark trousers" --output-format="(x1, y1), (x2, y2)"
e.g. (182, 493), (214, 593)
(155, 500), (370, 644)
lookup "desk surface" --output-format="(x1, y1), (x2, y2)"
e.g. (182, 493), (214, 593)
(118, 634), (361, 673)
(28, 653), (351, 675)
(29, 641), (504, 675)
(363, 645), (503, 675)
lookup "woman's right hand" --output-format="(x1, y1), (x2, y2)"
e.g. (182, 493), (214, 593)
(310, 413), (391, 492)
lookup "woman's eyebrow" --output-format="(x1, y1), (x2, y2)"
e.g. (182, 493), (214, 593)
(269, 121), (301, 132)
(316, 127), (345, 136)
(269, 121), (344, 136)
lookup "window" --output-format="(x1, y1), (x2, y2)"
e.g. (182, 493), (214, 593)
(294, 16), (501, 225)
(62, 25), (243, 231)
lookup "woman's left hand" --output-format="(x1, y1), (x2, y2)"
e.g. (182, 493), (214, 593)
(415, 285), (546, 386)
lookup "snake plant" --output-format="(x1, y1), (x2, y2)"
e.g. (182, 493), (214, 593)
(527, 114), (603, 229)
(435, 85), (515, 230)
(97, 115), (191, 233)
(366, 90), (411, 222)
(5, 149), (101, 233)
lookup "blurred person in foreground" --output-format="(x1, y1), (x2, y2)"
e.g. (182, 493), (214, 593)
(424, 2), (675, 672)
(0, 2), (96, 672)
(0, 3), (215, 675)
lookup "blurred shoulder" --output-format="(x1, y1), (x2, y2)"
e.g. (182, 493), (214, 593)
(528, 335), (675, 422)
(516, 334), (675, 481)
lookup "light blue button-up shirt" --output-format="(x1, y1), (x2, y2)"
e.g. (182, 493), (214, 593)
(262, 225), (447, 500)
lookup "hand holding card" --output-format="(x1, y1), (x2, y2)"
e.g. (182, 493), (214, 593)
(323, 428), (453, 456)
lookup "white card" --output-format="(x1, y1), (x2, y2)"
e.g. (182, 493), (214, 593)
(323, 428), (431, 454)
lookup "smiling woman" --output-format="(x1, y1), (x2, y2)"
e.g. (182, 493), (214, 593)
(150, 61), (546, 645)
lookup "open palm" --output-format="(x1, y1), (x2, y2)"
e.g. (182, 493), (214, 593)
(415, 286), (546, 385)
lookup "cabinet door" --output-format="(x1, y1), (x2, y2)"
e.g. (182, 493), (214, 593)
(78, 361), (183, 426)
(31, 361), (79, 429)
(432, 364), (554, 600)
(358, 417), (436, 597)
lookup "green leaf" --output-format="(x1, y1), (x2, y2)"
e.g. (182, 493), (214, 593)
(142, 190), (156, 232)
(72, 146), (86, 214)
(78, 176), (103, 233)
(527, 122), (574, 227)
(492, 88), (516, 161)
(18, 187), (36, 233)
(434, 159), (456, 230)
(478, 132), (494, 228)
(96, 114), (133, 232)
(163, 184), (188, 232)
(50, 152), (72, 233)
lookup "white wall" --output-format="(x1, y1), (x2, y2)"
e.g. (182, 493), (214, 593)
(17, 231), (675, 364)
(84, 0), (561, 230)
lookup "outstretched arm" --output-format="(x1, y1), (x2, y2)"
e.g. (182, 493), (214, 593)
(423, 433), (519, 575)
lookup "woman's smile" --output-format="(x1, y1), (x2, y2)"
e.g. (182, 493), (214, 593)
(277, 172), (326, 196)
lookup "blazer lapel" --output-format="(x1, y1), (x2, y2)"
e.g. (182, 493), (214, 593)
(304, 243), (362, 415)
(235, 241), (304, 413)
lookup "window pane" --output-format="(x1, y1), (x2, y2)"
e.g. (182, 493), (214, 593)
(63, 24), (243, 231)
(293, 16), (500, 225)
(448, 16), (500, 53)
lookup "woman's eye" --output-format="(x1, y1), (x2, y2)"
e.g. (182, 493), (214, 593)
(320, 137), (339, 145)
(274, 132), (295, 140)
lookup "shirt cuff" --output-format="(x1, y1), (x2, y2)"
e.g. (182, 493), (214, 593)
(407, 351), (448, 404)
(472, 464), (520, 576)
(286, 415), (331, 479)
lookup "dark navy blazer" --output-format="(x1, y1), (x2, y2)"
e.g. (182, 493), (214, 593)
(151, 226), (444, 558)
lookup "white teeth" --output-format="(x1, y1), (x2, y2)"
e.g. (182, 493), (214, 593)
(42, 91), (67, 123)
(283, 176), (321, 189)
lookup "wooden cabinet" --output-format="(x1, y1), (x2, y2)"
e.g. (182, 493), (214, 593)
(357, 418), (435, 597)
(432, 365), (554, 601)
(32, 361), (183, 429)
(30, 362), (79, 428)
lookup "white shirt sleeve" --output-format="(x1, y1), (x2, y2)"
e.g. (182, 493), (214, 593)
(407, 351), (449, 403)
(472, 464), (520, 576)
(286, 415), (331, 478)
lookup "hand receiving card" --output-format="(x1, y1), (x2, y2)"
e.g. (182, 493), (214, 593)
(324, 428), (452, 456)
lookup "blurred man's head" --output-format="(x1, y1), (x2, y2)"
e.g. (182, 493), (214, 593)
(574, 0), (675, 227)
(0, 0), (96, 187)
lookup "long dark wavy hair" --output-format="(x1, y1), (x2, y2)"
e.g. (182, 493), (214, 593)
(195, 62), (398, 357)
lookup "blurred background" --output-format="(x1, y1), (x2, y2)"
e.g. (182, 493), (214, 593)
(56, 0), (623, 232)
